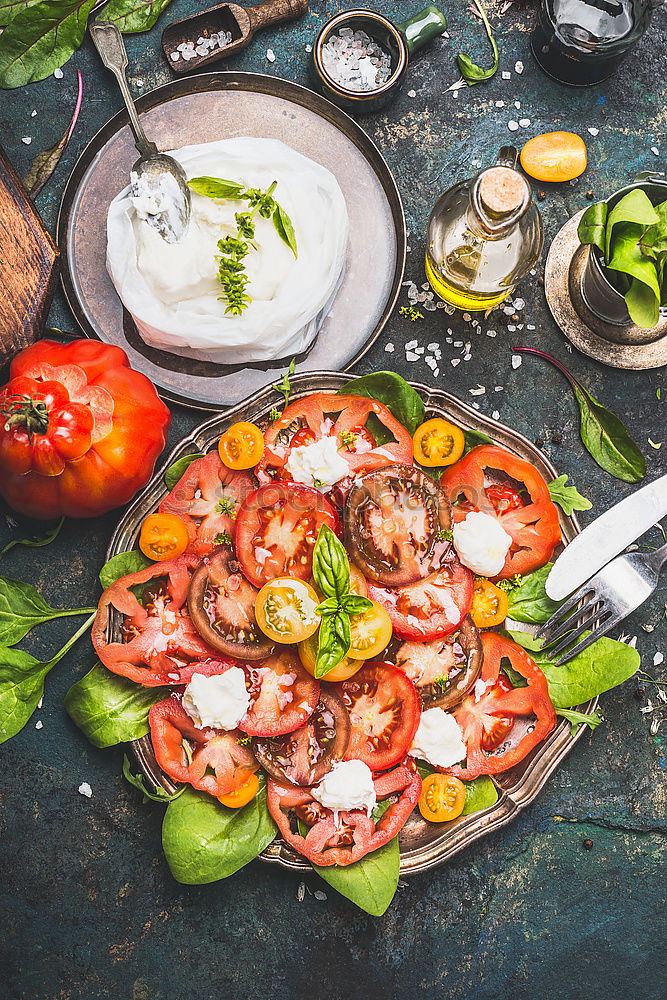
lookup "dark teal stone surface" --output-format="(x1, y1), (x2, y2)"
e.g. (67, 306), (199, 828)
(0, 3), (665, 998)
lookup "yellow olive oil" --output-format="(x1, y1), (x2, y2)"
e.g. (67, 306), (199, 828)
(424, 254), (511, 312)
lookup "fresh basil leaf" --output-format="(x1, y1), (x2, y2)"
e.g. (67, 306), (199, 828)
(64, 662), (168, 748)
(0, 0), (96, 89)
(341, 594), (373, 616)
(164, 451), (205, 491)
(462, 775), (498, 814)
(311, 836), (399, 915)
(312, 524), (350, 603)
(96, 0), (173, 32)
(604, 188), (659, 261)
(0, 614), (94, 744)
(0, 575), (95, 646)
(337, 372), (425, 436)
(578, 201), (607, 253)
(456, 0), (498, 85)
(273, 204), (298, 257)
(506, 564), (561, 625)
(0, 516), (64, 556)
(99, 550), (151, 590)
(315, 610), (350, 678)
(547, 475), (592, 516)
(188, 176), (246, 200)
(555, 707), (604, 736)
(162, 780), (277, 884)
(122, 754), (184, 802)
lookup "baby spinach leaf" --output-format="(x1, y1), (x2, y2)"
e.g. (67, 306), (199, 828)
(0, 516), (64, 557)
(312, 836), (400, 916)
(64, 662), (168, 748)
(0, 0), (97, 89)
(0, 575), (95, 646)
(162, 780), (277, 884)
(99, 550), (151, 590)
(506, 564), (561, 625)
(641, 199), (667, 256)
(96, 0), (174, 33)
(606, 221), (661, 327)
(463, 427), (494, 453)
(577, 201), (607, 254)
(164, 451), (205, 490)
(461, 774), (498, 814)
(337, 372), (425, 435)
(457, 0), (498, 85)
(547, 475), (592, 516)
(514, 349), (646, 483)
(556, 707), (604, 736)
(188, 177), (246, 200)
(122, 754), (184, 802)
(273, 204), (298, 257)
(604, 188), (658, 261)
(0, 613), (94, 744)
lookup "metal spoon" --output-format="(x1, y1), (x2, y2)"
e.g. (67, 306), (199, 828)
(90, 20), (191, 243)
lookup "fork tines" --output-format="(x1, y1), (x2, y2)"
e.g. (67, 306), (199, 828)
(535, 585), (621, 665)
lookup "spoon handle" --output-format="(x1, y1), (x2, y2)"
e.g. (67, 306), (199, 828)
(90, 20), (158, 160)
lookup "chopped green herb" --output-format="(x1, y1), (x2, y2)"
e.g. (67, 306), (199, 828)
(657, 388), (662, 401)
(214, 531), (232, 547)
(272, 358), (296, 409)
(648, 438), (662, 450)
(269, 407), (281, 422)
(496, 574), (524, 593)
(399, 305), (424, 322)
(433, 675), (449, 693)
(547, 475), (593, 516)
(237, 735), (252, 746)
(436, 528), (454, 542)
(339, 430), (358, 450)
(215, 496), (238, 517)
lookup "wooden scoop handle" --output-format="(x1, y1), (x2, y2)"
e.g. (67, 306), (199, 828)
(246, 0), (308, 33)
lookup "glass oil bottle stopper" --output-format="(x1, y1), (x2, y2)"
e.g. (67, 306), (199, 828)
(425, 147), (544, 312)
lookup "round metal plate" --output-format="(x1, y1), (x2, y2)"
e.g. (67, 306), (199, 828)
(105, 372), (593, 876)
(56, 73), (406, 410)
(545, 210), (667, 371)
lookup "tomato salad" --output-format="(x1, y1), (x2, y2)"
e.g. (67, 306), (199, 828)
(93, 389), (566, 870)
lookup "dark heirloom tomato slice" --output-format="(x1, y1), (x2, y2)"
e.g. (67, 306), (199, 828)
(444, 631), (557, 779)
(159, 450), (253, 557)
(440, 445), (561, 579)
(149, 696), (258, 797)
(368, 556), (473, 642)
(345, 464), (453, 587)
(255, 392), (413, 485)
(187, 547), (273, 660)
(234, 481), (339, 589)
(266, 761), (422, 866)
(338, 662), (421, 771)
(239, 648), (320, 736)
(92, 554), (220, 687)
(252, 689), (350, 784)
(394, 615), (482, 711)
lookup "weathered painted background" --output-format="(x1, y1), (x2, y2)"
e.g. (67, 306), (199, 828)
(1, 3), (665, 998)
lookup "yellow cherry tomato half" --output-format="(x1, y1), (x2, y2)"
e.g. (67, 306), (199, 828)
(418, 773), (466, 823)
(218, 421), (264, 470)
(349, 564), (368, 598)
(255, 577), (321, 644)
(470, 577), (509, 629)
(298, 631), (364, 682)
(520, 131), (587, 183)
(413, 418), (465, 468)
(348, 600), (393, 660)
(218, 772), (260, 808)
(139, 512), (189, 562)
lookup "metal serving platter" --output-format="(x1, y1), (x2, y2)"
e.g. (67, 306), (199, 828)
(107, 372), (590, 876)
(56, 73), (406, 410)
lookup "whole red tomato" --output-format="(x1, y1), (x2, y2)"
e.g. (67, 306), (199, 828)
(0, 339), (170, 519)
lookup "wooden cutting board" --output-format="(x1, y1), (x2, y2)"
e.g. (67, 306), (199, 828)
(0, 145), (59, 370)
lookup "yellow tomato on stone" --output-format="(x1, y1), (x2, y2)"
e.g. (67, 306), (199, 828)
(520, 132), (587, 183)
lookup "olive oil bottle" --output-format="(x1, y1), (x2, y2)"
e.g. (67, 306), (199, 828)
(425, 147), (543, 312)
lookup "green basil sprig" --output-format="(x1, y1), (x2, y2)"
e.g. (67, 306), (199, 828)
(338, 371), (425, 437)
(0, 575), (95, 646)
(457, 0), (499, 85)
(65, 662), (168, 748)
(547, 475), (593, 516)
(514, 348), (646, 483)
(311, 524), (373, 678)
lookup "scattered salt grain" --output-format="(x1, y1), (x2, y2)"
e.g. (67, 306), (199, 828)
(406, 351), (420, 362)
(511, 355), (522, 369)
(650, 717), (660, 735)
(495, 100), (505, 108)
(78, 782), (93, 798)
(495, 386), (504, 391)
(266, 48), (275, 62)
(406, 339), (418, 350)
(314, 890), (327, 901)
(38, 697), (43, 709)
(508, 121), (519, 132)
(654, 652), (664, 666)
(31, 110), (37, 117)
(170, 51), (180, 62)
(35, 720), (43, 730)
(21, 137), (31, 145)
(515, 61), (524, 74)
(492, 410), (500, 420)
(651, 146), (660, 156)
(486, 329), (497, 338)
(385, 342), (395, 353)
(451, 358), (461, 367)
(501, 71), (511, 80)
(408, 89), (416, 98)
(433, 367), (440, 377)
(514, 101), (521, 109)
(469, 385), (486, 396)
(519, 118), (531, 128)
(305, 44), (312, 53)
(54, 68), (63, 79)
(588, 127), (599, 136)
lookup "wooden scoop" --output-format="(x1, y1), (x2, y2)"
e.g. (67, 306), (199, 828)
(162, 0), (309, 75)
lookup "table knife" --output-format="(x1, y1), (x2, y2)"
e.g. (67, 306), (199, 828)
(546, 473), (667, 601)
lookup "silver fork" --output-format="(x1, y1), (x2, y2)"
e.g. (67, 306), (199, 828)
(535, 542), (667, 664)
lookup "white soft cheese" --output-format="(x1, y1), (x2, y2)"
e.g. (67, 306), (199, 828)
(285, 435), (349, 489)
(453, 511), (512, 576)
(409, 708), (467, 768)
(182, 668), (250, 730)
(312, 759), (377, 817)
(130, 169), (185, 239)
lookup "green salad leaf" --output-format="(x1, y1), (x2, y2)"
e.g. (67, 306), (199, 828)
(463, 427), (494, 453)
(457, 0), (499, 85)
(338, 372), (425, 436)
(99, 550), (151, 590)
(162, 781), (277, 884)
(164, 451), (205, 491)
(547, 475), (593, 516)
(0, 575), (95, 646)
(65, 662), (168, 748)
(556, 707), (604, 736)
(604, 188), (658, 261)
(462, 774), (498, 814)
(506, 564), (560, 625)
(122, 754), (184, 802)
(312, 837), (400, 916)
(0, 0), (41, 25)
(96, 0), (175, 34)
(0, 0), (96, 89)
(0, 516), (64, 556)
(577, 202), (607, 254)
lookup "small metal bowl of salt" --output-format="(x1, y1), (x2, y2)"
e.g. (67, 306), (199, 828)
(312, 5), (447, 113)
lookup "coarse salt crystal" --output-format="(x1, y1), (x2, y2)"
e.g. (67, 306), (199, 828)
(385, 343), (394, 352)
(54, 68), (63, 79)
(512, 355), (522, 369)
(469, 385), (486, 396)
(408, 89), (416, 98)
(305, 44), (312, 53)
(508, 121), (519, 132)
(588, 127), (599, 136)
(492, 410), (500, 420)
(654, 652), (664, 665)
(78, 782), (93, 798)
(495, 101), (505, 108)
(519, 118), (531, 127)
(31, 110), (37, 117)
(451, 358), (461, 367)
(515, 61), (524, 74)
(514, 101), (521, 109)
(170, 51), (180, 61)
(35, 720), (43, 730)
(406, 351), (420, 361)
(651, 146), (660, 156)
(266, 48), (275, 62)
(21, 137), (31, 145)
(406, 339), (418, 350)
(501, 71), (511, 80)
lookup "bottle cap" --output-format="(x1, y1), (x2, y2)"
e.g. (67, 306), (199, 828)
(478, 166), (528, 217)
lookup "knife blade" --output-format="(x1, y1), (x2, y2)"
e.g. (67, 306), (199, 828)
(546, 473), (667, 600)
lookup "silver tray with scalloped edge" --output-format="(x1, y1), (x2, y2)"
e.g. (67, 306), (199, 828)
(105, 372), (589, 875)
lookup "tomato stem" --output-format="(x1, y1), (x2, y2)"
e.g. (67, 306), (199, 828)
(0, 394), (49, 438)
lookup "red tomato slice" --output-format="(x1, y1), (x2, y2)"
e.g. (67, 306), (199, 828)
(266, 761), (422, 866)
(149, 695), (258, 797)
(444, 631), (557, 779)
(159, 450), (253, 557)
(367, 556), (473, 641)
(440, 445), (561, 578)
(239, 648), (320, 737)
(255, 393), (413, 486)
(234, 481), (339, 589)
(92, 554), (220, 686)
(338, 661), (421, 771)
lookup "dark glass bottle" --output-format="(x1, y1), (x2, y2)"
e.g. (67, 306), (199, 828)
(530, 0), (664, 86)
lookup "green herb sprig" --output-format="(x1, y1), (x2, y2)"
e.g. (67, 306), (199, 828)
(457, 0), (499, 85)
(547, 475), (593, 516)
